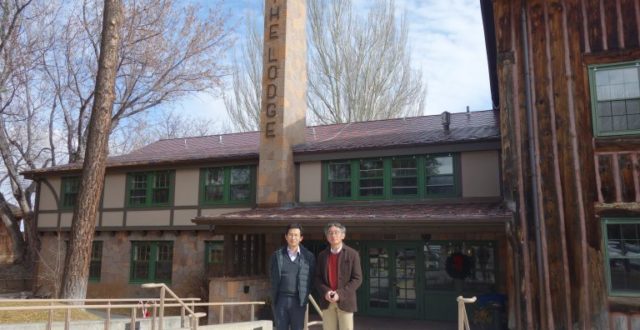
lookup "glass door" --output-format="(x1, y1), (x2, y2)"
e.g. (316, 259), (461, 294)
(364, 242), (421, 318)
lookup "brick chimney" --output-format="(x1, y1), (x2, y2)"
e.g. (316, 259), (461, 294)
(257, 0), (307, 207)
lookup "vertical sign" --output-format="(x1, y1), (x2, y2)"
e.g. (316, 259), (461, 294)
(257, 0), (307, 206)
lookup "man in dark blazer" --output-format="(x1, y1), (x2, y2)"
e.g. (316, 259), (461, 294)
(314, 222), (362, 330)
(270, 223), (316, 330)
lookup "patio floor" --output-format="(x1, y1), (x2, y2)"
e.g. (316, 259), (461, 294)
(308, 315), (457, 330)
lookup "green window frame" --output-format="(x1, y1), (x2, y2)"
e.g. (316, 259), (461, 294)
(205, 240), (224, 266)
(130, 241), (173, 284)
(199, 166), (255, 205)
(126, 171), (174, 207)
(323, 154), (460, 201)
(589, 61), (640, 137)
(60, 176), (81, 209)
(89, 241), (103, 282)
(602, 218), (640, 296)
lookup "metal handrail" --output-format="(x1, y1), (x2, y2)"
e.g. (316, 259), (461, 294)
(457, 296), (477, 330)
(142, 283), (205, 330)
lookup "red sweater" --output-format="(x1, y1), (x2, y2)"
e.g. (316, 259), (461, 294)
(328, 252), (339, 291)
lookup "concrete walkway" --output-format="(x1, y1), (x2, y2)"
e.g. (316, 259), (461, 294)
(307, 315), (457, 330)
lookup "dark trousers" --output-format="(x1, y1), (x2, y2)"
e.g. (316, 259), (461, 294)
(274, 294), (306, 330)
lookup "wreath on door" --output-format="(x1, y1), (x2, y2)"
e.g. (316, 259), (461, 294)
(445, 252), (473, 279)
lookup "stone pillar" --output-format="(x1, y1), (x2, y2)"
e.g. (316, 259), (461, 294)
(257, 0), (307, 207)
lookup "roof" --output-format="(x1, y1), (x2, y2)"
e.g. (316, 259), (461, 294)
(192, 201), (511, 227)
(23, 110), (499, 177)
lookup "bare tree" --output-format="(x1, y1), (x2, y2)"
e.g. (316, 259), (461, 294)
(223, 12), (263, 132)
(60, 0), (122, 300)
(110, 109), (222, 155)
(0, 0), (231, 268)
(43, 0), (231, 162)
(224, 0), (425, 130)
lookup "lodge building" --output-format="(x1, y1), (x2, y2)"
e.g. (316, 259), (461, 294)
(21, 0), (640, 328)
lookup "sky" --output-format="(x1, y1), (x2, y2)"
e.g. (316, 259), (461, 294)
(179, 0), (492, 130)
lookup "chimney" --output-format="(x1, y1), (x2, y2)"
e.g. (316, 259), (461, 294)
(257, 0), (307, 207)
(441, 111), (451, 130)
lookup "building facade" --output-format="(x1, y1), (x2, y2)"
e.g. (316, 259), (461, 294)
(25, 111), (510, 324)
(482, 0), (640, 328)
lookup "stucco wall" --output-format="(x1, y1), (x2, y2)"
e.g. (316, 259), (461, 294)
(102, 174), (126, 208)
(175, 168), (200, 206)
(126, 210), (171, 227)
(298, 162), (322, 203)
(461, 150), (501, 198)
(39, 178), (60, 211)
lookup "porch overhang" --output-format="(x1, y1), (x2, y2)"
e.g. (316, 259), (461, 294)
(192, 201), (512, 229)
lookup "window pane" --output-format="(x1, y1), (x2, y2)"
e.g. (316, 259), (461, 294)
(328, 162), (351, 198)
(130, 174), (147, 205)
(329, 162), (350, 180)
(89, 242), (102, 280)
(609, 258), (640, 291)
(207, 242), (224, 264)
(132, 244), (151, 280)
(206, 168), (224, 185)
(329, 182), (351, 198)
(598, 102), (612, 116)
(154, 172), (170, 188)
(230, 184), (250, 201)
(360, 160), (383, 197)
(155, 243), (173, 282)
(392, 158), (417, 196)
(621, 224), (638, 239)
(426, 155), (453, 175)
(153, 188), (169, 204)
(608, 224), (622, 240)
(230, 167), (250, 184)
(599, 116), (613, 132)
(205, 185), (224, 201)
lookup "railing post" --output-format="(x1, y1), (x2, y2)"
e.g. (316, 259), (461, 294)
(181, 305), (186, 328)
(105, 301), (111, 330)
(159, 286), (165, 330)
(131, 306), (137, 330)
(47, 301), (53, 330)
(65, 306), (71, 330)
(219, 305), (224, 324)
(151, 302), (157, 330)
(251, 304), (255, 321)
(304, 303), (309, 330)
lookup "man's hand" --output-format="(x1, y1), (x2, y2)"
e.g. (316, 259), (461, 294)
(330, 291), (339, 302)
(324, 290), (334, 302)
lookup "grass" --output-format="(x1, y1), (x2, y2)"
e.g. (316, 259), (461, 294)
(0, 302), (103, 324)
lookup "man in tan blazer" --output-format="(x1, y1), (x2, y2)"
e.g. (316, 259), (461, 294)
(314, 222), (362, 330)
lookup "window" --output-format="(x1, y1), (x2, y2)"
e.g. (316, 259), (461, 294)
(89, 241), (103, 282)
(205, 240), (224, 265)
(229, 234), (265, 277)
(359, 159), (384, 197)
(126, 171), (174, 207)
(425, 154), (456, 196)
(324, 154), (459, 201)
(327, 161), (352, 198)
(392, 157), (418, 196)
(130, 241), (173, 283)
(61, 176), (80, 208)
(200, 166), (255, 205)
(603, 219), (640, 295)
(424, 241), (496, 292)
(589, 61), (640, 136)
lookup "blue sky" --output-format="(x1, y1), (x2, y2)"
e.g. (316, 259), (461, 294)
(179, 0), (492, 129)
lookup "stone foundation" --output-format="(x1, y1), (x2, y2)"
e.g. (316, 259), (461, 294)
(208, 276), (270, 324)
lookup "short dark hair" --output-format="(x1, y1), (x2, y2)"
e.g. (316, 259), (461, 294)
(285, 223), (304, 236)
(324, 222), (346, 236)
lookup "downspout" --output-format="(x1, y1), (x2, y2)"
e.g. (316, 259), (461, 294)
(520, 0), (548, 327)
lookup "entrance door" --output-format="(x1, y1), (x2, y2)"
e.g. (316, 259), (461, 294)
(364, 242), (420, 318)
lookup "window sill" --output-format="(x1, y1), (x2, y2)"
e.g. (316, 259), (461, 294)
(608, 296), (640, 313)
(594, 136), (640, 152)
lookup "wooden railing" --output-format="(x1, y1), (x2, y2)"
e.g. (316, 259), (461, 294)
(457, 296), (477, 330)
(0, 283), (266, 330)
(305, 294), (323, 329)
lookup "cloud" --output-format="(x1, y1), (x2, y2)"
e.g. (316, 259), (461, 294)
(397, 0), (492, 114)
(179, 0), (492, 125)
